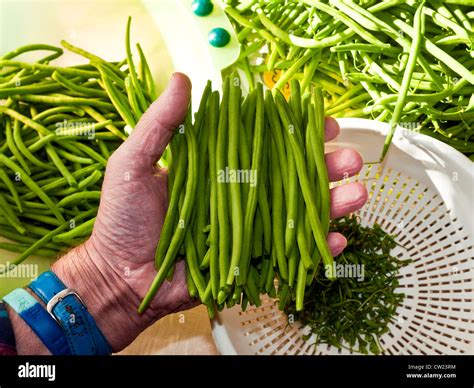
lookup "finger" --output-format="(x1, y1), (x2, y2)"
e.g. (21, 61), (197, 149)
(330, 182), (368, 219)
(120, 72), (192, 168)
(325, 148), (363, 182)
(325, 117), (340, 142)
(327, 232), (347, 257)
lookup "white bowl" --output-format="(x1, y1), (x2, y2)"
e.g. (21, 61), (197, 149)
(212, 118), (474, 355)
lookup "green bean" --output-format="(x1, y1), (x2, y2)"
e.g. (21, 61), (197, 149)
(0, 168), (23, 213)
(264, 91), (288, 193)
(97, 140), (111, 160)
(199, 248), (210, 270)
(52, 216), (96, 243)
(139, 112), (198, 313)
(265, 257), (276, 295)
(44, 143), (78, 188)
(57, 141), (107, 166)
(283, 133), (298, 257)
(34, 107), (86, 122)
(125, 17), (148, 113)
(274, 92), (334, 277)
(266, 92), (298, 257)
(55, 119), (113, 137)
(310, 88), (330, 233)
(236, 84), (265, 286)
(0, 242), (58, 257)
(3, 194), (48, 210)
(244, 266), (261, 306)
(52, 170), (102, 197)
(258, 256), (271, 290)
(0, 226), (62, 250)
(382, 1), (425, 159)
(0, 182), (29, 195)
(202, 280), (213, 306)
(60, 40), (124, 81)
(94, 61), (126, 90)
(0, 216), (48, 237)
(256, 8), (356, 48)
(19, 213), (62, 227)
(257, 149), (272, 255)
(0, 155), (64, 222)
(185, 261), (198, 299)
(274, 51), (312, 91)
(288, 245), (299, 288)
(97, 64), (136, 128)
(243, 89), (257, 151)
(452, 5), (472, 30)
(216, 78), (231, 291)
(0, 192), (26, 234)
(0, 107), (49, 136)
(342, 1), (444, 90)
(226, 74), (243, 288)
(21, 164), (100, 200)
(295, 259), (307, 311)
(0, 70), (46, 89)
(57, 191), (101, 208)
(40, 113), (75, 126)
(304, 113), (318, 258)
(237, 126), (252, 201)
(3, 195), (48, 210)
(193, 83), (212, 261)
(296, 192), (315, 270)
(154, 134), (187, 269)
(184, 231), (206, 300)
(51, 71), (108, 98)
(278, 282), (291, 310)
(124, 76), (142, 122)
(4, 119), (31, 175)
(289, 80), (303, 129)
(225, 7), (257, 29)
(0, 60), (99, 78)
(2, 43), (62, 61)
(0, 81), (64, 99)
(208, 91), (220, 299)
(136, 43), (157, 101)
(269, 134), (288, 281)
(330, 43), (400, 54)
(81, 106), (126, 140)
(217, 289), (227, 305)
(252, 208), (264, 258)
(13, 93), (115, 111)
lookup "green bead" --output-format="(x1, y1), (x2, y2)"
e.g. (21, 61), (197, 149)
(192, 0), (213, 17)
(208, 28), (231, 48)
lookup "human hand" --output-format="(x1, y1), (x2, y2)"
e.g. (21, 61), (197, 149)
(52, 73), (367, 353)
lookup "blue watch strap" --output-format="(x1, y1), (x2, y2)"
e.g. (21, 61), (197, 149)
(29, 271), (112, 355)
(3, 288), (71, 355)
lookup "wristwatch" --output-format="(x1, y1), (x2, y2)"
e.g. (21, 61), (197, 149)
(29, 271), (112, 355)
(3, 288), (72, 355)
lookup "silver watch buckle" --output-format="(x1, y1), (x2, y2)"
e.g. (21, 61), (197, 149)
(46, 288), (85, 324)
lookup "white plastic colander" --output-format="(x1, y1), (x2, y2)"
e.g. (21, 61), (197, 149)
(211, 118), (474, 355)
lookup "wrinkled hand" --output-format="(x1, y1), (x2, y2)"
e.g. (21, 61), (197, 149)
(88, 73), (195, 319)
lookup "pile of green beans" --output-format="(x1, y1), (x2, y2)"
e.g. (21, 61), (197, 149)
(0, 18), (156, 269)
(224, 0), (474, 160)
(140, 74), (334, 317)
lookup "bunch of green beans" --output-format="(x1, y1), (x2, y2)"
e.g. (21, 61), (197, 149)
(224, 0), (474, 160)
(0, 18), (157, 270)
(140, 74), (334, 317)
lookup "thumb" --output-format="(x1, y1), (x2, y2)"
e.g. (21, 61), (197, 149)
(119, 72), (191, 169)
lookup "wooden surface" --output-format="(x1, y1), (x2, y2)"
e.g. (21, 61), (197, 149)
(119, 306), (219, 355)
